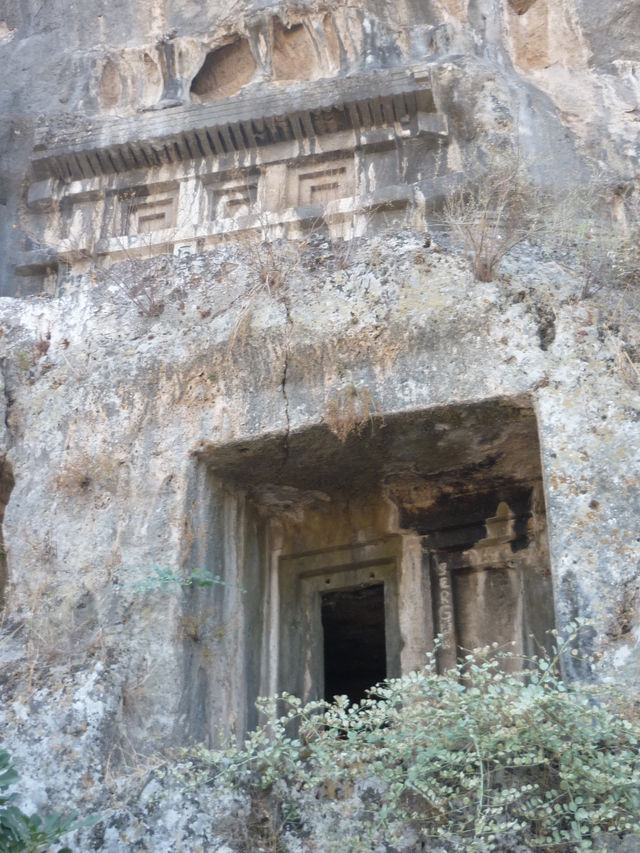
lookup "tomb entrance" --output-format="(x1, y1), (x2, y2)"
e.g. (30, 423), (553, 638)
(321, 583), (387, 703)
(193, 396), (555, 732)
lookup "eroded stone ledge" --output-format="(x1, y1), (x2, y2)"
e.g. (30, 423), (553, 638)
(31, 65), (438, 182)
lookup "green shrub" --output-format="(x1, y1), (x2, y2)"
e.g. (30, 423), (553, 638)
(119, 564), (245, 595)
(0, 749), (89, 853)
(194, 626), (640, 852)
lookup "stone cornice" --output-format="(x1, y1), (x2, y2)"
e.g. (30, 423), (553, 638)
(31, 65), (436, 182)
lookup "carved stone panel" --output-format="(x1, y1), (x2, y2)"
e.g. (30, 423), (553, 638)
(452, 567), (524, 662)
(19, 64), (450, 285)
(118, 184), (178, 236)
(288, 157), (355, 208)
(206, 171), (259, 220)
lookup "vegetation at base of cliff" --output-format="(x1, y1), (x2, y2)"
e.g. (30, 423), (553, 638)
(0, 749), (92, 853)
(181, 623), (640, 852)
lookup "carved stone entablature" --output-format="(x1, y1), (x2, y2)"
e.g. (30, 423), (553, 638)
(32, 67), (439, 181)
(22, 65), (450, 280)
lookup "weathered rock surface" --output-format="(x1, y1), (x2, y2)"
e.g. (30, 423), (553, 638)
(2, 0), (640, 293)
(0, 0), (639, 850)
(0, 230), (638, 848)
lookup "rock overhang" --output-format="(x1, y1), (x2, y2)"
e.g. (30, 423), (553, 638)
(195, 394), (543, 500)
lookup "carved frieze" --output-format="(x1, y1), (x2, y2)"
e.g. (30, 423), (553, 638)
(31, 67), (439, 182)
(22, 64), (450, 281)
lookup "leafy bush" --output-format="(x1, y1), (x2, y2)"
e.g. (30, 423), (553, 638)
(195, 627), (640, 852)
(0, 749), (89, 853)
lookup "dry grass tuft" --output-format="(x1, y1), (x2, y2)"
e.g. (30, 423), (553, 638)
(54, 450), (120, 496)
(324, 384), (375, 443)
(443, 151), (544, 282)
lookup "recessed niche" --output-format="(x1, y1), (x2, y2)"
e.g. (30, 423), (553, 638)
(273, 22), (319, 82)
(190, 39), (257, 103)
(509, 0), (538, 13)
(99, 59), (123, 109)
(189, 397), (555, 741)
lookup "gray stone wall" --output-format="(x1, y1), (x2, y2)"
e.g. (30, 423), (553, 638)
(0, 0), (639, 848)
(0, 228), (638, 847)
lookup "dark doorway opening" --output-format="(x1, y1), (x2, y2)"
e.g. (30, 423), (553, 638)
(321, 583), (386, 703)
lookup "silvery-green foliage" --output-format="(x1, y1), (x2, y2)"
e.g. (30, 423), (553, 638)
(117, 564), (244, 594)
(191, 623), (640, 852)
(0, 749), (93, 853)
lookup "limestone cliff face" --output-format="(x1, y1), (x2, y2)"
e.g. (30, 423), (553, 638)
(1, 0), (639, 292)
(0, 1), (639, 850)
